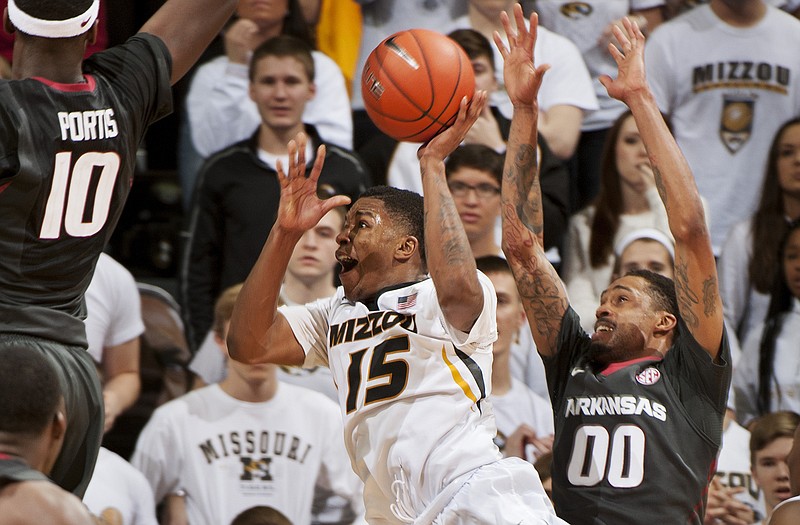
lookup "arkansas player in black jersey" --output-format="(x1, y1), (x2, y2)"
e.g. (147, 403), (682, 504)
(0, 0), (236, 497)
(499, 6), (730, 524)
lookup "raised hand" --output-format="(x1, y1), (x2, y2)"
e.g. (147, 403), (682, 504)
(494, 4), (550, 109)
(223, 18), (261, 65)
(418, 90), (488, 161)
(599, 17), (648, 105)
(275, 132), (351, 236)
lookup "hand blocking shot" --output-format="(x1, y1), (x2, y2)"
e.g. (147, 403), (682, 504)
(497, 5), (730, 525)
(227, 87), (566, 522)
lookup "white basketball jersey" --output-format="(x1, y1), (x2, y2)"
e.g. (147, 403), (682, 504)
(281, 274), (502, 523)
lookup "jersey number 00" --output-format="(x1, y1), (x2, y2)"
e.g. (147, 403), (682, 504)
(567, 424), (646, 488)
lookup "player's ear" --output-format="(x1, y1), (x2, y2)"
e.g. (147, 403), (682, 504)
(307, 81), (316, 100)
(42, 405), (67, 475)
(86, 21), (99, 46)
(654, 311), (677, 336)
(51, 409), (66, 442)
(395, 235), (419, 262)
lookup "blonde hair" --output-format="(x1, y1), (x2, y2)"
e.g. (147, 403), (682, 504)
(213, 284), (287, 338)
(213, 283), (244, 338)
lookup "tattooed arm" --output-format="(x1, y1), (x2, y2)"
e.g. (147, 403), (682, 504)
(495, 6), (568, 358)
(419, 92), (489, 333)
(600, 19), (723, 359)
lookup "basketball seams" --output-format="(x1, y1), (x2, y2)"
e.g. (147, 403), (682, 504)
(364, 42), (431, 122)
(411, 32), (472, 132)
(362, 29), (475, 142)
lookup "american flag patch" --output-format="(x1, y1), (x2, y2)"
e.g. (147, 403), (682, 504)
(397, 293), (417, 309)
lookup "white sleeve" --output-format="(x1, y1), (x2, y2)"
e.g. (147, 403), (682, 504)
(186, 58), (261, 157)
(718, 220), (754, 339)
(279, 296), (337, 368)
(128, 464), (160, 525)
(643, 27), (675, 113)
(436, 271), (498, 351)
(187, 330), (228, 384)
(535, 30), (598, 112)
(130, 405), (184, 504)
(529, 389), (555, 437)
(732, 325), (764, 428)
(106, 262), (145, 348)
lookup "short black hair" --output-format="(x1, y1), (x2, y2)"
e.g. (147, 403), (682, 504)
(626, 269), (679, 319)
(15, 0), (92, 20)
(249, 35), (315, 82)
(358, 186), (425, 264)
(230, 506), (293, 525)
(475, 255), (511, 276)
(445, 144), (503, 186)
(0, 345), (61, 435)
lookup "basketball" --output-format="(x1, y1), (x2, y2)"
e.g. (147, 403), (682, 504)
(361, 29), (476, 143)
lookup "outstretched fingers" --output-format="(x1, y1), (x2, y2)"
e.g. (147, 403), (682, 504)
(295, 132), (307, 174)
(498, 10), (515, 55)
(321, 194), (351, 214)
(308, 144), (327, 184)
(465, 90), (488, 124)
(448, 91), (486, 136)
(515, 6), (538, 53)
(609, 17), (644, 58)
(494, 29), (508, 60)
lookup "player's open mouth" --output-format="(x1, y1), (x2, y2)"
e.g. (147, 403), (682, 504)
(594, 322), (614, 333)
(337, 253), (358, 273)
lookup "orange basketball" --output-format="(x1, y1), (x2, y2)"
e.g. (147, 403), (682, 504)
(361, 29), (476, 143)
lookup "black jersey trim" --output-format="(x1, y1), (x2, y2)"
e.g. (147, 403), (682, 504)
(454, 347), (487, 413)
(361, 279), (428, 311)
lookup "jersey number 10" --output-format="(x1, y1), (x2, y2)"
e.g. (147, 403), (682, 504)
(39, 151), (120, 239)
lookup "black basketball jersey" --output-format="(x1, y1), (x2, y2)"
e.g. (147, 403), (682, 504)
(0, 454), (49, 489)
(0, 34), (172, 346)
(545, 308), (731, 525)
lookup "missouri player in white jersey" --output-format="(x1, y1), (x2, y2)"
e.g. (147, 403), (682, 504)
(282, 273), (500, 522)
(228, 87), (564, 522)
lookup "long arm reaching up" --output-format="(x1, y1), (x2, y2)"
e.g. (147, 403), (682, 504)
(496, 5), (568, 358)
(599, 19), (723, 358)
(227, 134), (350, 365)
(139, 0), (237, 84)
(419, 92), (489, 333)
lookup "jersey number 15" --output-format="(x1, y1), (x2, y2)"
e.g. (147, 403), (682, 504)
(345, 335), (411, 414)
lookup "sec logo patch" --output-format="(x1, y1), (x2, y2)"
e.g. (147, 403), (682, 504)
(636, 367), (661, 386)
